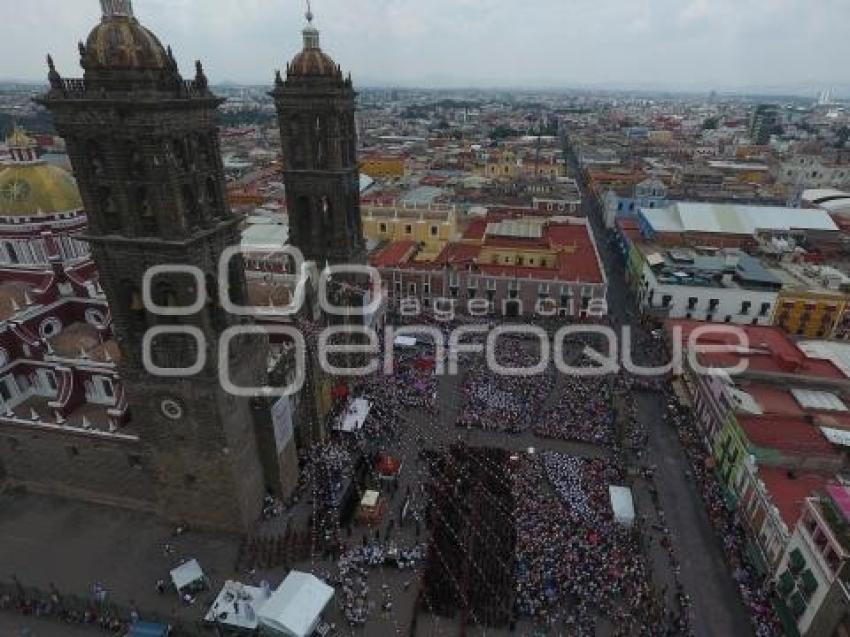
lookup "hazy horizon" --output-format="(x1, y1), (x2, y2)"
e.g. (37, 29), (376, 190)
(3, 0), (850, 96)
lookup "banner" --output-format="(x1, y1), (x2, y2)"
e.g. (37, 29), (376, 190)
(271, 396), (294, 452)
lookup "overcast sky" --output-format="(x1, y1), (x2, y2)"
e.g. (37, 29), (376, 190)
(4, 0), (850, 92)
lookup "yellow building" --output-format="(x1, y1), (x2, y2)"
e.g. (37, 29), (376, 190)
(772, 291), (846, 338)
(769, 263), (849, 338)
(362, 204), (458, 255)
(359, 156), (407, 179)
(480, 149), (565, 180)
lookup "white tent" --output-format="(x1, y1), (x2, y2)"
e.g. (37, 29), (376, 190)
(205, 580), (270, 630)
(393, 335), (417, 348)
(609, 486), (635, 528)
(170, 559), (206, 593)
(258, 571), (334, 637)
(333, 398), (371, 433)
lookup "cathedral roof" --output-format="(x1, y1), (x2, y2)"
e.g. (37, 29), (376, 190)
(83, 1), (169, 71)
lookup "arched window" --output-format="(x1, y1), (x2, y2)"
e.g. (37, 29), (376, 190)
(321, 196), (332, 230)
(182, 184), (200, 228)
(99, 186), (121, 233)
(315, 116), (326, 169)
(120, 280), (146, 333)
(174, 139), (191, 172)
(206, 274), (226, 332)
(128, 148), (145, 178)
(206, 177), (221, 218)
(138, 187), (157, 235)
(87, 140), (105, 177)
(228, 259), (245, 307)
(5, 242), (18, 265)
(197, 134), (212, 166)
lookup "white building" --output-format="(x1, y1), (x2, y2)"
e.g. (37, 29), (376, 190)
(636, 247), (781, 324)
(779, 156), (850, 190)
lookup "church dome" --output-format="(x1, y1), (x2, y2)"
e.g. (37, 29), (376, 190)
(0, 165), (83, 218)
(0, 129), (83, 217)
(289, 48), (340, 79)
(83, 1), (169, 71)
(286, 10), (342, 80)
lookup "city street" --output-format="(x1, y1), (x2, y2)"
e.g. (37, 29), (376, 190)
(567, 136), (753, 636)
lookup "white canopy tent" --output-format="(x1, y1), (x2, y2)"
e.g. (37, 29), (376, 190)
(205, 580), (271, 631)
(170, 559), (206, 593)
(393, 335), (417, 348)
(258, 571), (334, 637)
(609, 486), (635, 528)
(333, 398), (372, 433)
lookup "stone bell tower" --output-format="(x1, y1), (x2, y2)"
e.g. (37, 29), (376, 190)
(271, 5), (366, 267)
(37, 0), (269, 530)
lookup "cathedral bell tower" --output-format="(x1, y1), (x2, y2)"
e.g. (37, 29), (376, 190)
(271, 6), (366, 267)
(37, 0), (269, 530)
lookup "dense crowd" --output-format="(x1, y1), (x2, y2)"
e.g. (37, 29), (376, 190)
(514, 452), (664, 636)
(665, 395), (783, 637)
(456, 339), (556, 432)
(535, 367), (616, 445)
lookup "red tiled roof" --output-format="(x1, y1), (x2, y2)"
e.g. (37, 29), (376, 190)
(615, 218), (642, 241)
(436, 242), (481, 265)
(739, 415), (838, 459)
(665, 320), (846, 379)
(758, 466), (832, 529)
(369, 241), (419, 268)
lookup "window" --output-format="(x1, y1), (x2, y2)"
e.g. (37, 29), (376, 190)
(709, 299), (720, 311)
(688, 297), (698, 310)
(405, 225), (412, 235)
(423, 282), (430, 296)
(725, 316), (732, 323)
(741, 301), (751, 315)
(662, 295), (672, 308)
(408, 283), (417, 295)
(486, 279), (497, 291)
(760, 302), (771, 317)
(430, 226), (439, 237)
(379, 223), (387, 233)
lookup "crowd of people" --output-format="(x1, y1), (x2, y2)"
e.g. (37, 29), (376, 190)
(535, 368), (616, 445)
(0, 582), (131, 634)
(665, 393), (783, 636)
(455, 338), (556, 432)
(514, 452), (664, 636)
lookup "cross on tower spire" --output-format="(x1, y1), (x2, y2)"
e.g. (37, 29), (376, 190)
(302, 0), (320, 50)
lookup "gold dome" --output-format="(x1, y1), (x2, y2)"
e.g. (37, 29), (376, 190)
(0, 164), (83, 217)
(83, 15), (169, 71)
